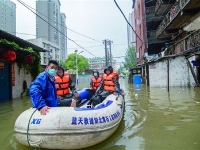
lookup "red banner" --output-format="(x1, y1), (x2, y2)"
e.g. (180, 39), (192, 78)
(11, 63), (15, 86)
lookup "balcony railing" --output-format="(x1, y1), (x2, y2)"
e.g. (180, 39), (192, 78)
(156, 0), (190, 37)
(167, 30), (200, 55)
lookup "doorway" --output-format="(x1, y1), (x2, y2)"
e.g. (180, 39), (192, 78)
(0, 62), (12, 101)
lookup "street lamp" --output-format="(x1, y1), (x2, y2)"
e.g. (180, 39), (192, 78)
(74, 50), (83, 88)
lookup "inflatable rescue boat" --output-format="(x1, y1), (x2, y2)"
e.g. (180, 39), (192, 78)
(14, 92), (124, 149)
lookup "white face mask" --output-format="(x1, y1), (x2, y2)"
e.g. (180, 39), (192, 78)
(94, 73), (98, 77)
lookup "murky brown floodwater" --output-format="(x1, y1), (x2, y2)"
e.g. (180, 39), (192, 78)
(0, 75), (200, 150)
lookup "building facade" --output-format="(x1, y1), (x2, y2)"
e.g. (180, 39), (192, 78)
(28, 38), (60, 66)
(0, 0), (16, 35)
(0, 30), (45, 101)
(134, 0), (147, 64)
(89, 57), (116, 74)
(127, 12), (135, 47)
(132, 0), (200, 87)
(60, 13), (67, 60)
(36, 0), (67, 61)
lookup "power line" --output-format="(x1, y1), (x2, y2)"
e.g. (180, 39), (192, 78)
(15, 1), (128, 46)
(13, 32), (36, 36)
(68, 45), (104, 49)
(13, 32), (102, 44)
(67, 28), (101, 42)
(112, 56), (125, 58)
(17, 0), (96, 57)
(114, 0), (144, 43)
(113, 43), (126, 45)
(16, 0), (101, 43)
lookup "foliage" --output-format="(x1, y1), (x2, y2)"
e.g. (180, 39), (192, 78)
(0, 39), (41, 80)
(123, 45), (137, 69)
(0, 39), (35, 53)
(63, 53), (89, 73)
(28, 52), (42, 80)
(117, 66), (123, 75)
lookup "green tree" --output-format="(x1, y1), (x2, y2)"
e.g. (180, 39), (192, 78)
(62, 53), (89, 73)
(124, 45), (137, 69)
(117, 65), (123, 75)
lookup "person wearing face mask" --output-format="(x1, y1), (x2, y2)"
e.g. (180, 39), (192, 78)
(55, 65), (76, 107)
(85, 70), (103, 107)
(29, 60), (59, 115)
(90, 66), (120, 106)
(72, 70), (103, 106)
(90, 70), (103, 94)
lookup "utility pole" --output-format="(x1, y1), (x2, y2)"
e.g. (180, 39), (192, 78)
(103, 39), (108, 67)
(107, 40), (113, 66)
(103, 39), (113, 67)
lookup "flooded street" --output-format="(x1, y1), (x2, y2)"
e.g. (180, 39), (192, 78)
(0, 75), (200, 150)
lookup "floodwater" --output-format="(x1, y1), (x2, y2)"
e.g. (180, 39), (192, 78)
(0, 75), (200, 150)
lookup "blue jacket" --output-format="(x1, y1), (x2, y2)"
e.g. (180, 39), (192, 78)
(29, 71), (58, 110)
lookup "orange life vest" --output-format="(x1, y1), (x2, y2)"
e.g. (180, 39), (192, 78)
(55, 72), (70, 96)
(103, 72), (119, 91)
(91, 75), (103, 90)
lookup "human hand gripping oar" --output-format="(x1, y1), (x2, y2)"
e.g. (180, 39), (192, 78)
(87, 80), (104, 108)
(87, 88), (101, 108)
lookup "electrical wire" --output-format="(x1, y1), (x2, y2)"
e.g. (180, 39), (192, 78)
(67, 28), (101, 42)
(14, 0), (128, 48)
(112, 56), (125, 58)
(17, 0), (101, 43)
(68, 45), (104, 49)
(114, 0), (144, 43)
(17, 0), (96, 57)
(13, 32), (102, 43)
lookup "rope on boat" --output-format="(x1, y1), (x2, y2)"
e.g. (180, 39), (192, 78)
(26, 109), (39, 150)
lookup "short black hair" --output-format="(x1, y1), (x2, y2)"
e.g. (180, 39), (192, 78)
(104, 66), (113, 73)
(48, 60), (59, 66)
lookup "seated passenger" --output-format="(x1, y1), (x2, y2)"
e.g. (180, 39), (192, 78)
(91, 66), (120, 106)
(89, 70), (103, 96)
(55, 65), (76, 107)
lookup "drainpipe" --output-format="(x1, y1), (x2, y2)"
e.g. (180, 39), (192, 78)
(167, 59), (169, 92)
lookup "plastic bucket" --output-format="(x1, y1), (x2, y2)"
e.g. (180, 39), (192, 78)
(133, 75), (142, 84)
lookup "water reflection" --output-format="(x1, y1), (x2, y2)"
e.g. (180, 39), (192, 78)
(143, 87), (200, 150)
(0, 77), (200, 150)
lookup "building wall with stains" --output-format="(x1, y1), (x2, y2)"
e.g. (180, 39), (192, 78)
(12, 63), (32, 99)
(149, 56), (195, 87)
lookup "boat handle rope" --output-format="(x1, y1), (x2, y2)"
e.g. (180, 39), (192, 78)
(26, 108), (41, 150)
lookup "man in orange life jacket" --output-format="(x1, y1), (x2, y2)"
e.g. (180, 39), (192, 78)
(89, 70), (103, 95)
(92, 66), (120, 106)
(54, 65), (76, 107)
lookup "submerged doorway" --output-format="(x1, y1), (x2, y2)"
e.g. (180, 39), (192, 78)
(0, 62), (12, 101)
